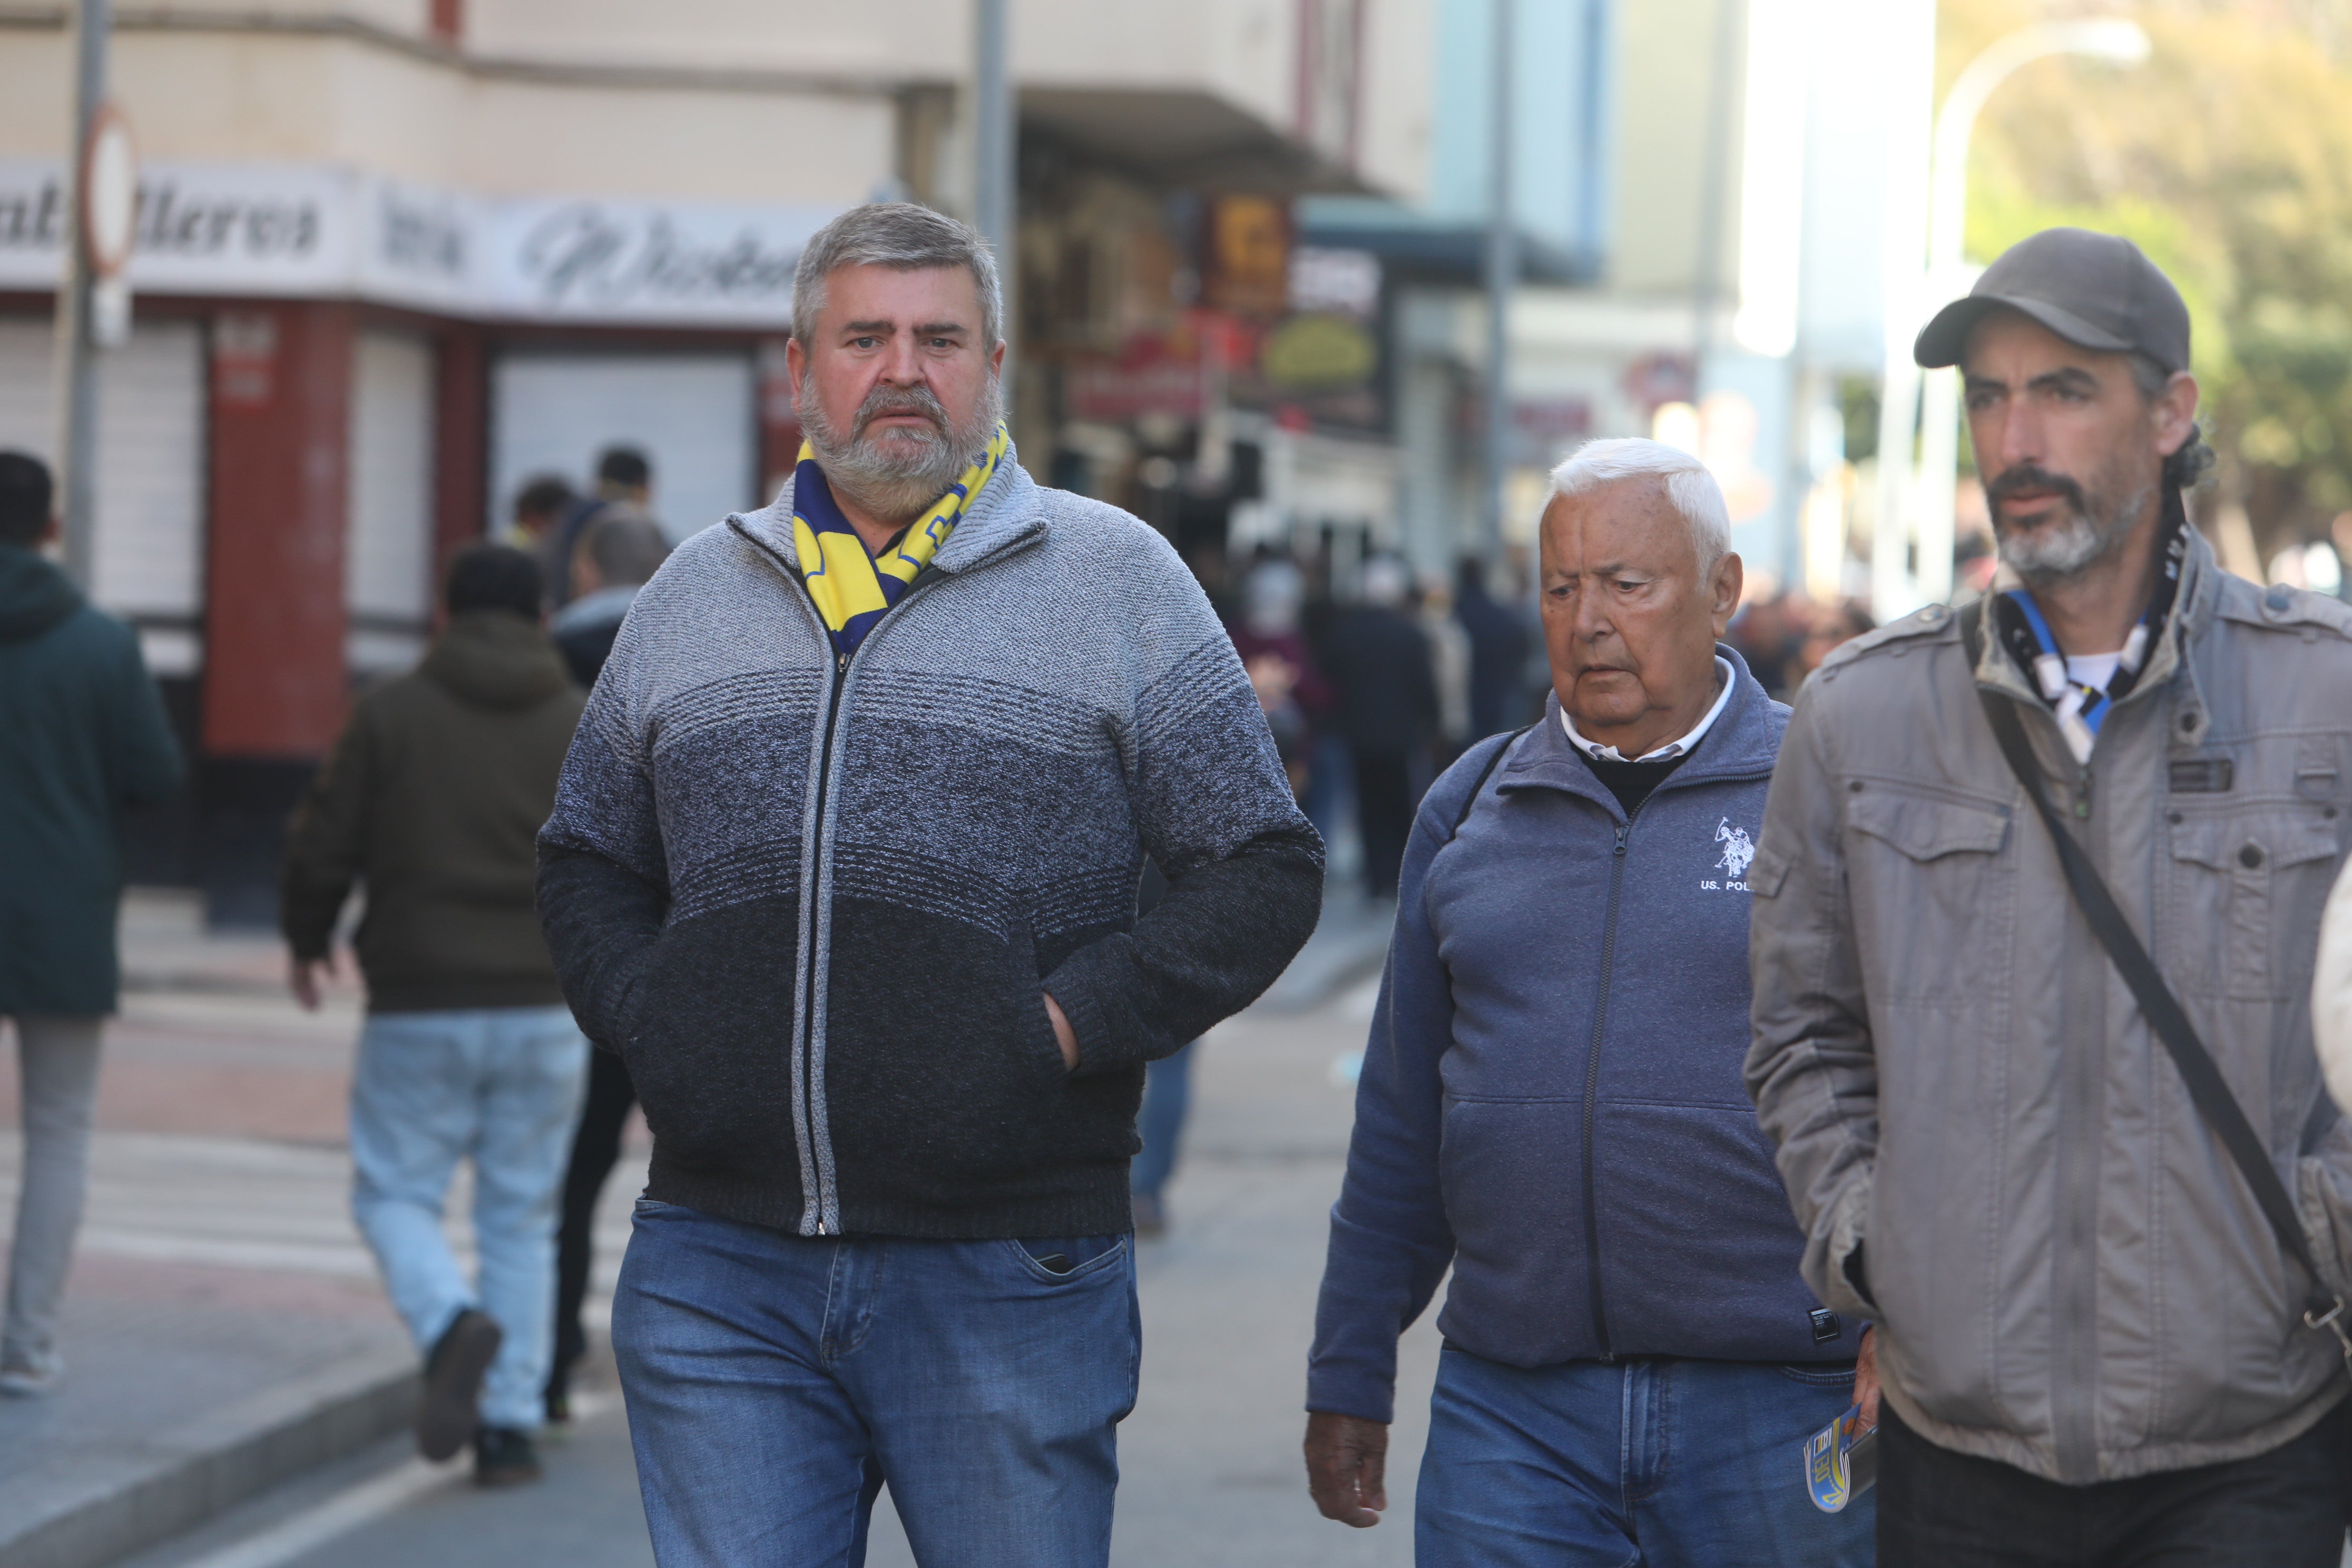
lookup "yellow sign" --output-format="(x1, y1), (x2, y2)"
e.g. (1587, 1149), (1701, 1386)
(1261, 314), (1376, 390)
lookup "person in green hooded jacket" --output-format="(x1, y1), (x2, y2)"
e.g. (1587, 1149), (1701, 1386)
(0, 449), (184, 1397)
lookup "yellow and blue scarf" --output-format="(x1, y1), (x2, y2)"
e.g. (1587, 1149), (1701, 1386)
(791, 423), (1008, 656)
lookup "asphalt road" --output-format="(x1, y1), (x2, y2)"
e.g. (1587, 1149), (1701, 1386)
(124, 977), (1443, 1568)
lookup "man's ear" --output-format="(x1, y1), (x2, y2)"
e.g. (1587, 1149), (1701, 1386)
(2153, 370), (2199, 457)
(1710, 552), (1745, 638)
(786, 334), (809, 400)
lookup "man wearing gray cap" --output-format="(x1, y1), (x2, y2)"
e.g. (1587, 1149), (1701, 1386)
(1748, 227), (2352, 1564)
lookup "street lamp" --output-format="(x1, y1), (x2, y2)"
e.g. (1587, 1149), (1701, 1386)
(1910, 17), (2150, 604)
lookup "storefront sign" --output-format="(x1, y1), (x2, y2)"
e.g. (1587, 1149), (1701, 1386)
(0, 159), (836, 326)
(487, 198), (825, 323)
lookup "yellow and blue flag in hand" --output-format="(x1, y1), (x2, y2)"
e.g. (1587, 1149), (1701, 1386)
(791, 423), (1008, 656)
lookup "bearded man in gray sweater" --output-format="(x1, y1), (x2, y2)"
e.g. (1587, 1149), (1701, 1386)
(536, 203), (1321, 1568)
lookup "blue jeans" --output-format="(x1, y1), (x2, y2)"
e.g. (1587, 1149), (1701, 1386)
(349, 1006), (589, 1430)
(1130, 1039), (1194, 1200)
(1417, 1345), (1874, 1567)
(614, 1199), (1139, 1568)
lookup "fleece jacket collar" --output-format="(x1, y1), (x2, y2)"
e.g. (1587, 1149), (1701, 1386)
(422, 610), (571, 709)
(730, 439), (1045, 580)
(1500, 642), (1780, 820)
(0, 543), (83, 643)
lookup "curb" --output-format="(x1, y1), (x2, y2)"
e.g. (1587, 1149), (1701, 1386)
(0, 1348), (418, 1568)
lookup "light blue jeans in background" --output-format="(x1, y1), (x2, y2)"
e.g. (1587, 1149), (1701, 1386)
(349, 1006), (588, 1431)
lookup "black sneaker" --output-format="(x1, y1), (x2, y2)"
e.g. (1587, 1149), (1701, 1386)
(474, 1425), (543, 1487)
(417, 1309), (502, 1463)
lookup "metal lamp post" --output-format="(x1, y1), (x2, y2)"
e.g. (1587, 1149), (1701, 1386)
(973, 0), (1015, 397)
(1480, 0), (1517, 557)
(1910, 17), (2150, 604)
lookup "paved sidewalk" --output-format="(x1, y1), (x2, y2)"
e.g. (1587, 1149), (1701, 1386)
(3, 887), (1399, 1567)
(0, 892), (642, 1568)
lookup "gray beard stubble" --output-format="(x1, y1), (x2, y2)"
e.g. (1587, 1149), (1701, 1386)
(799, 376), (1003, 524)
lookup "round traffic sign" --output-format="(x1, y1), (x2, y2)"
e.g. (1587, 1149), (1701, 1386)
(81, 105), (138, 279)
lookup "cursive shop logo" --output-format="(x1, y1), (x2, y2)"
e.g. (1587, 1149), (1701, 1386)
(515, 204), (798, 310)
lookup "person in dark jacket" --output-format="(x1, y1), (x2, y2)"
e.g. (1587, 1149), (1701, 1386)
(1454, 554), (1532, 740)
(550, 510), (670, 689)
(542, 509), (668, 1420)
(536, 204), (1320, 1568)
(1319, 555), (1438, 898)
(281, 546), (588, 1487)
(0, 452), (183, 1397)
(1304, 439), (1873, 1566)
(543, 447), (651, 611)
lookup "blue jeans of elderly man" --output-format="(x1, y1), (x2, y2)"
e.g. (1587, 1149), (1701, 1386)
(1305, 437), (1873, 1566)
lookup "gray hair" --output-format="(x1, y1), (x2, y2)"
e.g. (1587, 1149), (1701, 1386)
(792, 202), (1004, 350)
(1549, 437), (1732, 575)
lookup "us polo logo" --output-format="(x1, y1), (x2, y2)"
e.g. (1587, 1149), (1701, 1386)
(1702, 818), (1756, 891)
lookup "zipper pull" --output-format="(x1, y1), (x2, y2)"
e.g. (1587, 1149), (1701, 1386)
(836, 652), (849, 677)
(2074, 770), (2092, 819)
(1613, 826), (1629, 857)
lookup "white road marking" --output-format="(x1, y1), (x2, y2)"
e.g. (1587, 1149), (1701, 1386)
(171, 1393), (622, 1568)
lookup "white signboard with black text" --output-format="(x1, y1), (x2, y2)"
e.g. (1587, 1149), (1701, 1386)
(0, 160), (831, 327)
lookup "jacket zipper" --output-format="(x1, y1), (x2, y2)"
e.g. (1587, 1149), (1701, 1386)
(1571, 765), (1762, 1360)
(1581, 816), (1632, 1359)
(769, 548), (1020, 1237)
(797, 646), (850, 1234)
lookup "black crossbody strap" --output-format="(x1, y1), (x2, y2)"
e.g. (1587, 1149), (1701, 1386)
(1447, 724), (1535, 841)
(1959, 602), (2350, 1351)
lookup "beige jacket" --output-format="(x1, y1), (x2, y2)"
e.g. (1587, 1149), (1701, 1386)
(1747, 528), (2352, 1483)
(2318, 859), (2352, 1114)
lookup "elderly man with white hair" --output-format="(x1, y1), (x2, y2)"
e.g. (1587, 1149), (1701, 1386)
(1303, 437), (1874, 1566)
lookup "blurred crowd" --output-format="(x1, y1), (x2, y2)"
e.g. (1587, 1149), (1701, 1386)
(1180, 541), (1884, 903)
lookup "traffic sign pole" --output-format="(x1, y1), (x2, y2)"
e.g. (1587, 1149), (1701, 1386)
(52, 0), (115, 590)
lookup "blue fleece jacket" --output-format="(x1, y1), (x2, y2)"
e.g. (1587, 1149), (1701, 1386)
(1307, 646), (1858, 1423)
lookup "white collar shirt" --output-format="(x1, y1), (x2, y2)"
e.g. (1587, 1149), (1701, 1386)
(1557, 656), (1735, 763)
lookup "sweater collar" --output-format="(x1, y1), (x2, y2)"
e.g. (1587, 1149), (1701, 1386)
(731, 438), (1044, 579)
(1502, 642), (1782, 809)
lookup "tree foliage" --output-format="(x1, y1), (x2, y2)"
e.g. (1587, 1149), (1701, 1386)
(1947, 0), (2352, 553)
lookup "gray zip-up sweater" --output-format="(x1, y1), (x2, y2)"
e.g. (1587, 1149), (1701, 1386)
(536, 453), (1322, 1239)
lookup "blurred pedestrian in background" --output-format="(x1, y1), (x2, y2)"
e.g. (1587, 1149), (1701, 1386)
(503, 474), (577, 556)
(281, 544), (588, 1487)
(0, 451), (183, 1398)
(1453, 555), (1531, 741)
(1416, 569), (1472, 766)
(1306, 440), (1871, 1566)
(544, 446), (652, 611)
(1319, 554), (1437, 898)
(1750, 230), (2352, 1566)
(1232, 550), (1336, 836)
(1728, 583), (1807, 700)
(552, 512), (672, 689)
(1128, 861), (1190, 1239)
(536, 203), (1319, 1568)
(543, 511), (669, 1422)
(1789, 597), (1873, 693)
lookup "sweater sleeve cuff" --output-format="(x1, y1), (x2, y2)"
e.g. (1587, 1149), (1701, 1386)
(1043, 950), (1135, 1078)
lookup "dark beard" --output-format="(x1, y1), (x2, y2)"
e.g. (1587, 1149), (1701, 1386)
(798, 377), (1002, 524)
(1987, 458), (2151, 587)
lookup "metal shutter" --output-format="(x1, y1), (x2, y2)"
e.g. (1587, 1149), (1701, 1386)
(0, 316), (207, 674)
(345, 329), (436, 673)
(489, 351), (756, 548)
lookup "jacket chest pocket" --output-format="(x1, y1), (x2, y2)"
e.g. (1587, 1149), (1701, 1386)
(2164, 811), (2341, 999)
(1844, 789), (2014, 1003)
